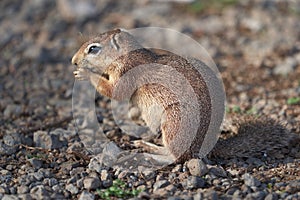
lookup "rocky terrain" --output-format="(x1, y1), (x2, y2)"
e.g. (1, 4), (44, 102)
(0, 0), (299, 199)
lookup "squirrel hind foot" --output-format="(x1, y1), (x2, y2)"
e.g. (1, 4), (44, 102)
(133, 140), (168, 155)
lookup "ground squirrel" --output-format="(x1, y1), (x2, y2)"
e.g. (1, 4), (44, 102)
(71, 29), (297, 163)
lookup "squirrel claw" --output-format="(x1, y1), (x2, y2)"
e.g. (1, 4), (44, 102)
(74, 69), (88, 80)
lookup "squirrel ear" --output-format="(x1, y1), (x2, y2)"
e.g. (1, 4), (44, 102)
(110, 33), (120, 51)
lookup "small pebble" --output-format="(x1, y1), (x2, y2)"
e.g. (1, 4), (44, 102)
(245, 191), (266, 200)
(264, 192), (278, 200)
(17, 185), (29, 194)
(187, 159), (208, 177)
(184, 176), (205, 189)
(153, 180), (170, 191)
(78, 190), (95, 200)
(83, 177), (101, 190)
(29, 158), (43, 169)
(66, 183), (79, 195)
(243, 173), (261, 187)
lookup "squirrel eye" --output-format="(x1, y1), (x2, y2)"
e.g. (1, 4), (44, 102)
(87, 45), (102, 54)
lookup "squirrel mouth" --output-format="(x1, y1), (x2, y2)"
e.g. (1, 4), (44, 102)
(76, 65), (110, 81)
(101, 73), (110, 80)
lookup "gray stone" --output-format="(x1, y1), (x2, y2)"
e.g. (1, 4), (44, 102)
(226, 187), (238, 195)
(193, 193), (203, 200)
(18, 194), (34, 200)
(3, 104), (22, 118)
(167, 197), (182, 200)
(9, 186), (17, 194)
(165, 184), (177, 193)
(5, 165), (14, 171)
(28, 158), (43, 169)
(21, 135), (34, 147)
(168, 173), (177, 180)
(51, 128), (76, 141)
(17, 185), (29, 194)
(187, 159), (208, 177)
(243, 173), (261, 187)
(77, 178), (84, 188)
(66, 184), (79, 195)
(78, 190), (95, 200)
(141, 169), (156, 180)
(38, 168), (51, 178)
(184, 176), (205, 189)
(241, 184), (252, 194)
(279, 192), (289, 199)
(0, 186), (8, 194)
(0, 169), (11, 176)
(83, 177), (101, 190)
(264, 192), (278, 200)
(209, 166), (227, 177)
(33, 130), (67, 149)
(284, 193), (300, 200)
(3, 133), (21, 146)
(245, 191), (266, 200)
(153, 188), (170, 196)
(50, 193), (67, 199)
(172, 164), (182, 173)
(274, 57), (297, 75)
(232, 188), (243, 198)
(33, 171), (45, 181)
(52, 185), (62, 193)
(48, 178), (58, 187)
(153, 180), (170, 191)
(67, 176), (77, 184)
(2, 195), (19, 200)
(100, 169), (109, 181)
(0, 133), (21, 156)
(89, 142), (121, 169)
(0, 142), (17, 156)
(246, 157), (264, 166)
(0, 171), (12, 186)
(88, 156), (103, 173)
(203, 189), (218, 200)
(102, 180), (113, 188)
(67, 142), (84, 153)
(30, 185), (49, 199)
(285, 180), (300, 193)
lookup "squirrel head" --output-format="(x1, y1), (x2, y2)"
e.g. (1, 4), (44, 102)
(71, 29), (143, 97)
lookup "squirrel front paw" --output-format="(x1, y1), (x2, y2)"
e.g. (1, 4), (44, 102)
(73, 67), (88, 80)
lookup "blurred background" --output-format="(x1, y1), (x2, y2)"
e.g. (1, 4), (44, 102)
(0, 1), (300, 199)
(1, 0), (300, 136)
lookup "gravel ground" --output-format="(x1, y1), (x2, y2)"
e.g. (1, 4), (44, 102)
(0, 0), (300, 199)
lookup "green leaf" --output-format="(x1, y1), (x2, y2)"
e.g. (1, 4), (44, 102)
(96, 179), (142, 199)
(287, 97), (300, 105)
(232, 105), (241, 113)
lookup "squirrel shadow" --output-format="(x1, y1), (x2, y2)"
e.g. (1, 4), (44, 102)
(208, 114), (300, 167)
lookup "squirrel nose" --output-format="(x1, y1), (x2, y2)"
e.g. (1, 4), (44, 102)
(71, 53), (78, 66)
(71, 55), (78, 66)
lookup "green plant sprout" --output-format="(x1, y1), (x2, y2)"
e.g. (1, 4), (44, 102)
(287, 97), (300, 105)
(97, 179), (142, 200)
